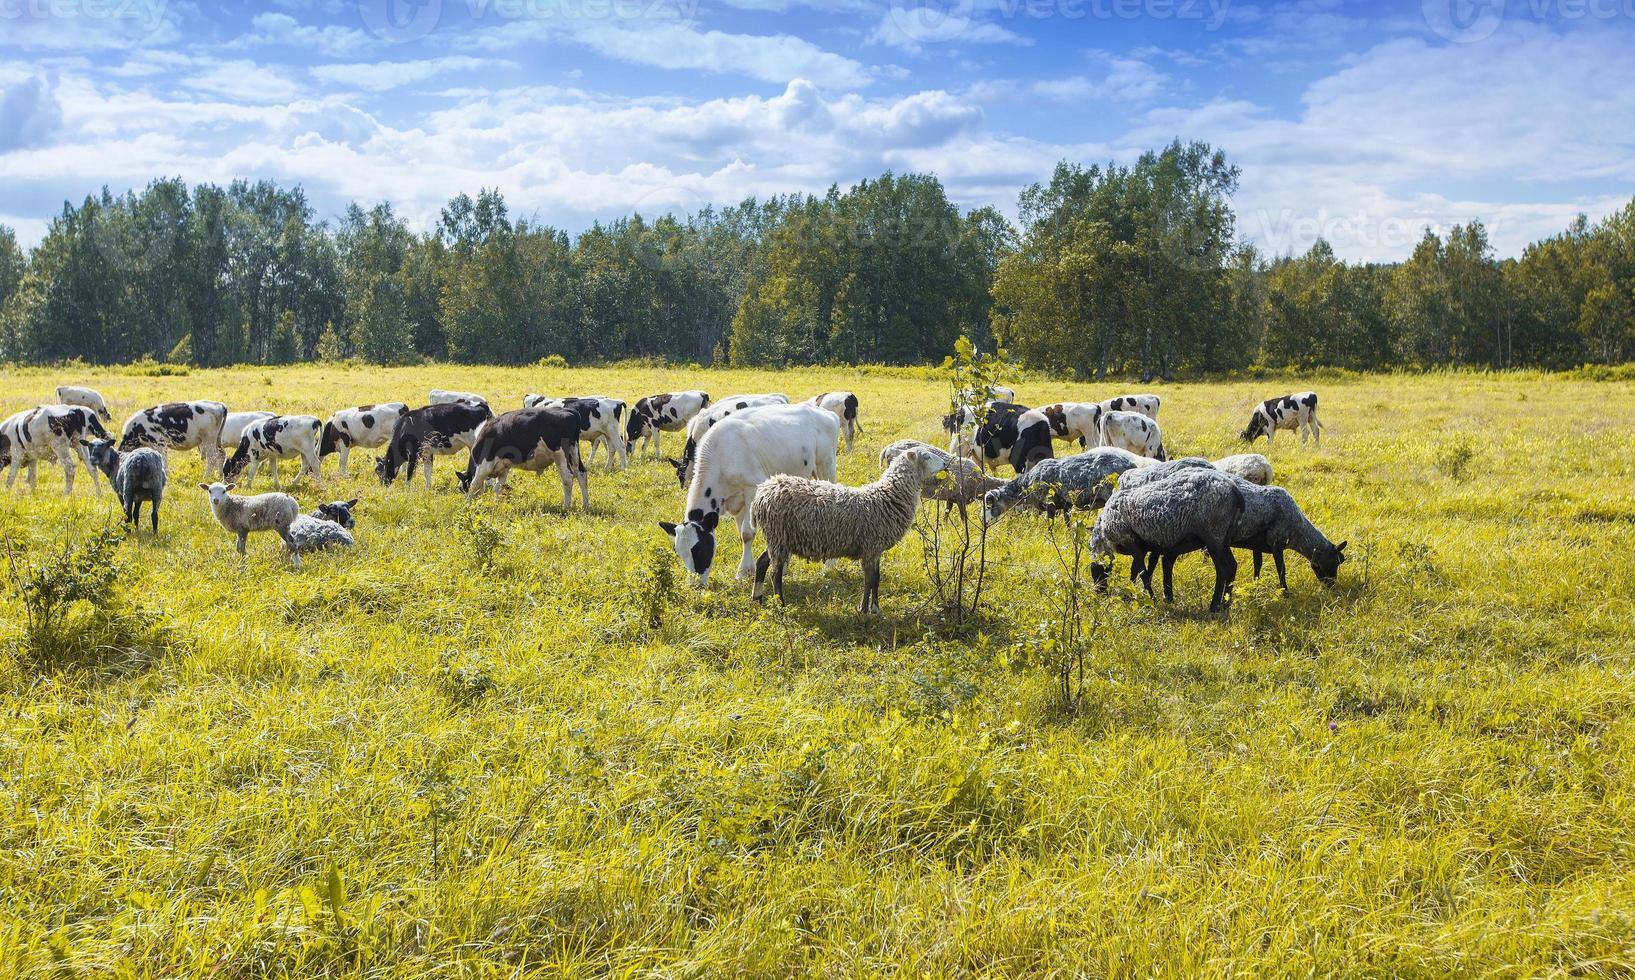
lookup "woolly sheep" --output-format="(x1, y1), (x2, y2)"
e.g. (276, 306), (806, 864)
(86, 440), (167, 533)
(982, 447), (1149, 525)
(879, 439), (1005, 521)
(1137, 479), (1345, 595)
(751, 447), (946, 613)
(1089, 467), (1244, 613)
(1213, 453), (1273, 486)
(199, 482), (302, 568)
(287, 498), (359, 553)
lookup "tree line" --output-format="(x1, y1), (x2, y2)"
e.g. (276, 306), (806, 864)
(1, 141), (1631, 375)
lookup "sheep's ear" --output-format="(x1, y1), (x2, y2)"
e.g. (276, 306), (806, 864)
(224, 483), (236, 492)
(701, 511), (719, 532)
(658, 521), (678, 538)
(198, 483), (210, 491)
(345, 498), (359, 508)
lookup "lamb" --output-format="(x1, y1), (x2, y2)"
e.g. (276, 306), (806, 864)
(1088, 467), (1244, 613)
(982, 447), (1150, 525)
(879, 439), (1005, 521)
(85, 440), (167, 532)
(198, 482), (303, 568)
(751, 447), (946, 613)
(287, 499), (359, 553)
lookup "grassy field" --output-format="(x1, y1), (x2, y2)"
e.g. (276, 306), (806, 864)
(2, 363), (1634, 976)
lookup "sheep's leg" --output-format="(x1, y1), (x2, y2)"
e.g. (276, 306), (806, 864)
(1252, 550), (1264, 578)
(860, 556), (881, 614)
(752, 551), (771, 602)
(1090, 560), (1110, 592)
(236, 532), (248, 555)
(1273, 550), (1288, 590)
(1161, 555), (1178, 603)
(1208, 545), (1238, 613)
(150, 496), (161, 534)
(283, 530), (303, 570)
(773, 554), (789, 604)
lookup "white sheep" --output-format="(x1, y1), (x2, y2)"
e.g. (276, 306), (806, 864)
(199, 482), (303, 568)
(879, 439), (1005, 521)
(751, 447), (946, 613)
(1212, 453), (1273, 486)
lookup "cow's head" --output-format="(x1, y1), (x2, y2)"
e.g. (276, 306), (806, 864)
(221, 438), (252, 483)
(319, 421), (342, 457)
(668, 452), (693, 489)
(375, 452), (398, 486)
(659, 509), (719, 586)
(1241, 411), (1267, 442)
(1312, 540), (1348, 583)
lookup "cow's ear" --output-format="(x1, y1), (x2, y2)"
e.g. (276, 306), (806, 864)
(1336, 540), (1348, 556)
(701, 511), (720, 532)
(658, 521), (678, 538)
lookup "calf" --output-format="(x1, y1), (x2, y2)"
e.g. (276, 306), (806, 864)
(56, 385), (112, 421)
(626, 390), (710, 460)
(221, 411), (275, 451)
(457, 406), (589, 508)
(376, 401), (492, 488)
(1099, 410), (1166, 460)
(671, 394), (789, 488)
(3, 405), (111, 493)
(429, 389), (490, 413)
(1243, 391), (1323, 447)
(943, 400), (1029, 473)
(321, 403), (408, 478)
(1101, 393), (1161, 421)
(119, 400), (229, 475)
(523, 395), (628, 471)
(222, 415), (323, 488)
(806, 392), (863, 452)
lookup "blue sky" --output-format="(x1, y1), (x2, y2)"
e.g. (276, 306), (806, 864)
(1, 0), (1632, 259)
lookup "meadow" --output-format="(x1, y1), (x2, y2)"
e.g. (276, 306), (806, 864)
(2, 363), (1634, 977)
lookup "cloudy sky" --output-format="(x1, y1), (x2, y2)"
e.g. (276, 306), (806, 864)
(1, 0), (1631, 260)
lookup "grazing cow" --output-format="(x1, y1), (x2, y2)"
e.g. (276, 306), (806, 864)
(1008, 401), (1103, 473)
(376, 402), (492, 488)
(119, 400), (229, 475)
(1101, 394), (1161, 421)
(523, 395), (628, 471)
(222, 415), (324, 488)
(221, 411), (275, 452)
(659, 403), (839, 587)
(626, 390), (710, 460)
(321, 403), (408, 478)
(1243, 391), (1323, 446)
(806, 392), (864, 452)
(429, 389), (491, 413)
(2, 405), (111, 493)
(457, 406), (589, 507)
(670, 394), (790, 488)
(56, 386), (112, 421)
(943, 401), (1029, 473)
(1099, 410), (1167, 460)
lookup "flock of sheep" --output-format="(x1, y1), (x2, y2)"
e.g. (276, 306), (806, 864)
(1, 381), (1343, 615)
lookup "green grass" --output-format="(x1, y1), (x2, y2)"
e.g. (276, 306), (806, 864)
(3, 365), (1634, 976)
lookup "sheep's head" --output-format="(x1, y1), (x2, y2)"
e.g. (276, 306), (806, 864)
(981, 487), (1014, 527)
(82, 439), (119, 479)
(909, 448), (947, 484)
(1313, 540), (1348, 583)
(198, 482), (236, 506)
(315, 499), (359, 528)
(659, 509), (719, 587)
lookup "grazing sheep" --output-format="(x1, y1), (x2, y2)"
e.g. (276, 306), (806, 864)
(751, 447), (946, 613)
(982, 447), (1149, 525)
(199, 482), (302, 568)
(879, 439), (1005, 521)
(85, 440), (168, 532)
(288, 499), (359, 553)
(1089, 468), (1244, 613)
(1212, 453), (1273, 486)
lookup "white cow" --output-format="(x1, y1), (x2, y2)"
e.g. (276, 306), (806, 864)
(1099, 410), (1167, 460)
(1100, 394), (1161, 421)
(671, 393), (790, 487)
(320, 403), (408, 478)
(1242, 392), (1323, 447)
(55, 385), (112, 421)
(119, 400), (230, 475)
(221, 415), (323, 488)
(805, 391), (863, 452)
(221, 412), (275, 452)
(523, 394), (629, 471)
(3, 405), (111, 493)
(659, 403), (840, 587)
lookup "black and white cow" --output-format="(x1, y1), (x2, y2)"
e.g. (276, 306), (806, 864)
(221, 411), (275, 452)
(523, 395), (628, 471)
(626, 390), (710, 460)
(1243, 391), (1323, 447)
(806, 391), (864, 452)
(1101, 393), (1161, 421)
(671, 394), (790, 488)
(56, 385), (112, 421)
(222, 415), (324, 488)
(942, 401), (1029, 473)
(2, 405), (111, 493)
(119, 400), (229, 474)
(429, 389), (491, 413)
(321, 403), (409, 478)
(457, 406), (589, 508)
(1099, 410), (1167, 460)
(1008, 401), (1104, 474)
(376, 401), (492, 488)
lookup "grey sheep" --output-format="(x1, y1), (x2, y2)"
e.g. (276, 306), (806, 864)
(199, 482), (303, 568)
(1089, 467), (1244, 613)
(288, 498), (360, 553)
(982, 447), (1149, 525)
(879, 439), (1005, 521)
(752, 447), (946, 613)
(1137, 479), (1346, 596)
(85, 439), (167, 533)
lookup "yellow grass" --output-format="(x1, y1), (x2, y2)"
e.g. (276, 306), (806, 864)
(2, 363), (1634, 976)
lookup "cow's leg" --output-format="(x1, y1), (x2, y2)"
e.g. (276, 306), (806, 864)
(736, 503), (759, 581)
(268, 458), (281, 490)
(557, 460), (574, 510)
(422, 454), (435, 490)
(303, 450), (321, 484)
(337, 444), (350, 479)
(26, 461), (38, 491)
(56, 448), (77, 494)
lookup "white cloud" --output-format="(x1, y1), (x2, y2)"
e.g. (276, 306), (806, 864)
(865, 9), (1031, 53)
(0, 75), (64, 151)
(312, 57), (516, 92)
(236, 12), (375, 58)
(181, 60), (307, 104)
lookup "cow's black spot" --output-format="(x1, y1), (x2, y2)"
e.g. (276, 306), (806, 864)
(704, 487), (712, 498)
(361, 413), (374, 427)
(687, 507), (705, 522)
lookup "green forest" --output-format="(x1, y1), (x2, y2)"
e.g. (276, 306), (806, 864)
(1, 140), (1631, 376)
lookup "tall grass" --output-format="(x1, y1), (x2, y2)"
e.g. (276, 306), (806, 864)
(1, 366), (1633, 975)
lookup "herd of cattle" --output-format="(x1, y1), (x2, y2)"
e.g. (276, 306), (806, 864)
(1, 382), (1339, 614)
